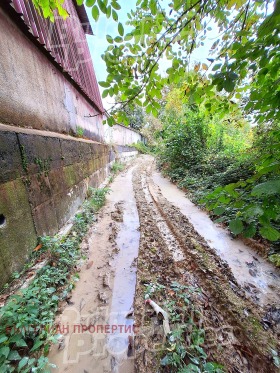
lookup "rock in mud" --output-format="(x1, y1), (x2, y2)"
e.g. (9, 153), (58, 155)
(103, 273), (111, 288)
(98, 291), (109, 303)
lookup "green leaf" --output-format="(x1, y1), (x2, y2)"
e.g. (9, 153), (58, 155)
(97, 0), (107, 13)
(212, 63), (222, 71)
(223, 79), (235, 93)
(9, 334), (27, 347)
(0, 335), (8, 344)
(124, 33), (133, 41)
(18, 357), (29, 370)
(185, 363), (201, 372)
(85, 0), (95, 6)
(203, 362), (225, 372)
(106, 35), (114, 43)
(76, 0), (84, 5)
(160, 355), (170, 366)
(114, 36), (123, 43)
(251, 179), (280, 196)
(99, 81), (110, 88)
(0, 346), (10, 358)
(106, 5), (111, 18)
(111, 1), (121, 10)
(150, 0), (157, 15)
(213, 206), (225, 215)
(30, 339), (44, 352)
(259, 225), (280, 241)
(243, 224), (257, 238)
(102, 89), (109, 98)
(229, 219), (244, 235)
(118, 22), (124, 36)
(112, 9), (118, 21)
(8, 350), (21, 361)
(91, 5), (99, 21)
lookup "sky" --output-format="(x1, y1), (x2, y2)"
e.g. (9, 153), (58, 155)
(85, 1), (220, 107)
(86, 1), (135, 82)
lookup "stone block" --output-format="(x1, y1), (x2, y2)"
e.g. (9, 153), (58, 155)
(60, 139), (80, 166)
(0, 179), (37, 286)
(79, 141), (92, 161)
(26, 173), (52, 207)
(63, 164), (83, 189)
(48, 167), (66, 196)
(18, 133), (62, 175)
(32, 198), (58, 236)
(0, 130), (23, 182)
(54, 181), (87, 229)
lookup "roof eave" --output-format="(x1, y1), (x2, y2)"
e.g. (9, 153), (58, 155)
(73, 2), (93, 35)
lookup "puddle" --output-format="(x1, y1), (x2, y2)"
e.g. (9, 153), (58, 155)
(153, 171), (280, 306)
(106, 167), (140, 372)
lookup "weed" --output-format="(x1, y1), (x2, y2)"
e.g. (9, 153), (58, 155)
(111, 162), (124, 174)
(75, 126), (84, 138)
(131, 142), (151, 154)
(34, 157), (51, 177)
(269, 254), (280, 267)
(87, 187), (110, 210)
(144, 281), (224, 373)
(0, 188), (109, 372)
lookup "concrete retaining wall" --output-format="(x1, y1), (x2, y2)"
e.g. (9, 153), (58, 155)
(103, 123), (142, 146)
(0, 124), (137, 286)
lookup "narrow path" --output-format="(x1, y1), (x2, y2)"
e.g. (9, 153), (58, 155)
(49, 166), (140, 373)
(152, 168), (280, 306)
(49, 155), (280, 373)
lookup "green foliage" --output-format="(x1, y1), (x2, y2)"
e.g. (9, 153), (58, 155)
(157, 84), (280, 251)
(87, 187), (110, 209)
(96, 0), (278, 126)
(75, 126), (84, 138)
(204, 125), (280, 243)
(31, 0), (279, 129)
(269, 254), (280, 267)
(110, 161), (124, 174)
(123, 103), (145, 131)
(131, 141), (150, 154)
(0, 188), (109, 372)
(31, 0), (69, 21)
(145, 282), (224, 372)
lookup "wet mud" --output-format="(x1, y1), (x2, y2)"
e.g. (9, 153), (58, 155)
(49, 156), (280, 373)
(133, 156), (280, 373)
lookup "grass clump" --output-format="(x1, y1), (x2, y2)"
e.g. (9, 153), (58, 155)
(111, 161), (124, 174)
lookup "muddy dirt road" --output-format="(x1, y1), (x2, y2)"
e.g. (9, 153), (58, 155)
(50, 155), (280, 373)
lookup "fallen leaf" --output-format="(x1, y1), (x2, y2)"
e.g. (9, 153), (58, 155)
(33, 243), (42, 252)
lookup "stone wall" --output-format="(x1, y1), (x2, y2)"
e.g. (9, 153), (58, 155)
(0, 124), (137, 286)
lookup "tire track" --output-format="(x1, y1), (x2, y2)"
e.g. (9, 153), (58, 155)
(132, 157), (279, 373)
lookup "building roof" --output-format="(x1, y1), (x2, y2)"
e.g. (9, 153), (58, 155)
(73, 3), (93, 35)
(4, 0), (104, 113)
